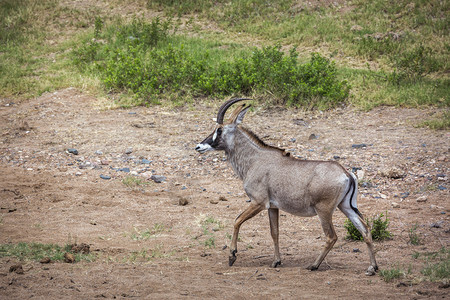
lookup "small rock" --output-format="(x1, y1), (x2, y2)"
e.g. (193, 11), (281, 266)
(400, 192), (410, 199)
(219, 196), (228, 201)
(431, 221), (444, 228)
(416, 196), (427, 203)
(356, 169), (365, 180)
(150, 175), (166, 183)
(67, 148), (78, 155)
(392, 202), (400, 208)
(100, 160), (110, 165)
(210, 199), (219, 204)
(9, 264), (24, 274)
(125, 148), (133, 155)
(178, 197), (189, 206)
(64, 252), (75, 263)
(352, 248), (361, 253)
(308, 133), (319, 140)
(352, 144), (368, 149)
(117, 168), (130, 173)
(380, 167), (406, 179)
(40, 257), (51, 264)
(140, 159), (152, 164)
(95, 150), (103, 155)
(100, 174), (111, 180)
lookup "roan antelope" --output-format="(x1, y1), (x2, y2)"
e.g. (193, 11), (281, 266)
(195, 98), (378, 275)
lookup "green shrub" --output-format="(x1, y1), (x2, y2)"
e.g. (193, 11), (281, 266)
(344, 212), (392, 241)
(72, 20), (350, 109)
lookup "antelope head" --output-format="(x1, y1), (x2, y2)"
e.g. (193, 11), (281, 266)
(195, 98), (252, 154)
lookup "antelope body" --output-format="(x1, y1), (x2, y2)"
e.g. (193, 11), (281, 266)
(195, 98), (378, 275)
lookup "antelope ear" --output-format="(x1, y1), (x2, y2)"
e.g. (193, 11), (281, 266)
(235, 105), (251, 125)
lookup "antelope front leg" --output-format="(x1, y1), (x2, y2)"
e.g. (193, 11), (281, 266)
(229, 203), (264, 266)
(268, 207), (281, 268)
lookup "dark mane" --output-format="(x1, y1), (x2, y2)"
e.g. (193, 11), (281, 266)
(239, 126), (289, 156)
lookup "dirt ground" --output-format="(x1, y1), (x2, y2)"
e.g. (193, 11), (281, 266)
(0, 88), (448, 299)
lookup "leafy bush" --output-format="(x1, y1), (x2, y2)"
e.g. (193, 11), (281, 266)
(72, 18), (350, 108)
(344, 212), (392, 241)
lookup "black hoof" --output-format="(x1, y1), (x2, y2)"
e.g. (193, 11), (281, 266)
(229, 255), (237, 266)
(271, 260), (281, 268)
(306, 265), (318, 271)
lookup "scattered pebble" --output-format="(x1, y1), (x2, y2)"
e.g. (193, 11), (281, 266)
(308, 133), (319, 140)
(67, 148), (78, 155)
(140, 159), (152, 164)
(95, 150), (103, 155)
(416, 196), (427, 203)
(125, 148), (133, 155)
(210, 199), (219, 204)
(380, 167), (406, 179)
(352, 144), (368, 149)
(100, 174), (111, 180)
(392, 202), (400, 208)
(64, 252), (75, 263)
(431, 221), (444, 228)
(150, 175), (166, 183)
(40, 257), (51, 264)
(178, 197), (189, 206)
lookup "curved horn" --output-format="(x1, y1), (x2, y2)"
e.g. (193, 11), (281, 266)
(216, 98), (252, 124)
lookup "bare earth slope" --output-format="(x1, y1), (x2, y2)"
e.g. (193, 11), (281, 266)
(0, 88), (448, 299)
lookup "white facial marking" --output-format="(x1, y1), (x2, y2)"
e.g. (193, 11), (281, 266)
(195, 143), (213, 153)
(212, 130), (218, 142)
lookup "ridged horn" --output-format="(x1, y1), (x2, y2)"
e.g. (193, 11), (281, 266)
(216, 98), (252, 124)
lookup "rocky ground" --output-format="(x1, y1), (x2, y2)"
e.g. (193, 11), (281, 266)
(0, 88), (448, 299)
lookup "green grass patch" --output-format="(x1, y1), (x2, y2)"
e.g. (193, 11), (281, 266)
(414, 247), (450, 283)
(344, 212), (392, 241)
(130, 223), (166, 241)
(0, 242), (95, 262)
(416, 112), (450, 130)
(379, 266), (405, 282)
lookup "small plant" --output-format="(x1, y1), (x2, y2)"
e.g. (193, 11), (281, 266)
(344, 212), (392, 241)
(420, 247), (449, 283)
(122, 176), (150, 188)
(408, 224), (421, 245)
(130, 223), (165, 240)
(379, 266), (404, 282)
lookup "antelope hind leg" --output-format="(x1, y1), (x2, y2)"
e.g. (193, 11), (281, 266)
(338, 204), (378, 275)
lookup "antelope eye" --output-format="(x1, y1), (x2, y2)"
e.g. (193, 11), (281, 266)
(216, 128), (222, 135)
